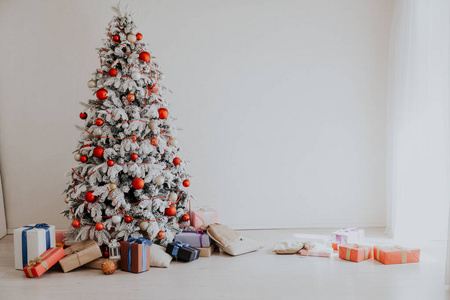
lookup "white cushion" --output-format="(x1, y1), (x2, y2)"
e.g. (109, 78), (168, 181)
(273, 239), (304, 254)
(217, 236), (264, 256)
(150, 244), (173, 268)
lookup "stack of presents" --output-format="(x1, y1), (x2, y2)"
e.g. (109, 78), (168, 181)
(273, 227), (421, 265)
(16, 207), (220, 277)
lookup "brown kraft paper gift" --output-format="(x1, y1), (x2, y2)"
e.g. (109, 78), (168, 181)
(120, 241), (151, 273)
(59, 240), (102, 272)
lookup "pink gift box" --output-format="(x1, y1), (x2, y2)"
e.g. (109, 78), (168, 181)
(190, 207), (218, 230)
(299, 248), (332, 258)
(55, 230), (68, 244)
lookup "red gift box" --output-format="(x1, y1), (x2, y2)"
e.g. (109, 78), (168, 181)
(23, 247), (66, 278)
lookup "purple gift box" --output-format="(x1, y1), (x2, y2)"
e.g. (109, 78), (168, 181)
(174, 230), (212, 248)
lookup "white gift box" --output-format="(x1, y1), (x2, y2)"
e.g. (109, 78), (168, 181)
(14, 224), (55, 270)
(331, 228), (364, 245)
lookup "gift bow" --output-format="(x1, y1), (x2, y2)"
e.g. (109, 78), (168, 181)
(65, 249), (83, 266)
(28, 257), (48, 269)
(22, 223), (51, 268)
(126, 237), (152, 272)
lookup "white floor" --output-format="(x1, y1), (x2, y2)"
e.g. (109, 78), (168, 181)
(0, 228), (449, 300)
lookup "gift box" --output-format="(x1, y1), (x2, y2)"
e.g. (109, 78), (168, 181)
(339, 244), (372, 262)
(175, 230), (212, 248)
(84, 257), (121, 269)
(120, 237), (152, 273)
(198, 244), (215, 257)
(191, 207), (218, 230)
(166, 241), (200, 262)
(23, 247), (66, 278)
(55, 230), (68, 244)
(332, 243), (338, 250)
(14, 223), (56, 269)
(300, 247), (332, 258)
(373, 246), (420, 265)
(332, 228), (364, 246)
(59, 239), (102, 272)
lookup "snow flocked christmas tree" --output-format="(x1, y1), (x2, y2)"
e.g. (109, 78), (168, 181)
(62, 6), (193, 247)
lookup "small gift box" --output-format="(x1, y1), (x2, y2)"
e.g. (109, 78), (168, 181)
(23, 247), (66, 278)
(198, 244), (215, 257)
(332, 228), (364, 246)
(14, 223), (56, 269)
(332, 243), (338, 250)
(191, 207), (218, 230)
(175, 230), (212, 248)
(373, 246), (420, 265)
(166, 241), (200, 262)
(300, 247), (332, 258)
(59, 240), (102, 272)
(84, 257), (121, 270)
(120, 237), (152, 273)
(55, 230), (68, 244)
(339, 244), (372, 262)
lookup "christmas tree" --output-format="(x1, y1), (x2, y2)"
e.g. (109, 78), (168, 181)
(62, 6), (192, 246)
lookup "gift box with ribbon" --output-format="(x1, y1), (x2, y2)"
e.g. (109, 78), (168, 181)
(23, 247), (65, 278)
(339, 244), (372, 262)
(191, 207), (218, 230)
(332, 228), (364, 246)
(166, 241), (200, 262)
(14, 223), (56, 270)
(174, 230), (212, 248)
(373, 246), (420, 265)
(59, 239), (102, 272)
(120, 237), (152, 273)
(300, 247), (332, 258)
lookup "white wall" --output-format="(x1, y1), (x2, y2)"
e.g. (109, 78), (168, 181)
(0, 0), (393, 230)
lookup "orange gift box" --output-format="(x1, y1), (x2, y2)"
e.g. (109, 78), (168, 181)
(332, 243), (338, 250)
(373, 246), (420, 265)
(339, 244), (372, 262)
(23, 247), (66, 278)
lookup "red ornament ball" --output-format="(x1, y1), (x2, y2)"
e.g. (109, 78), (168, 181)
(85, 191), (96, 202)
(96, 89), (108, 100)
(101, 259), (117, 275)
(157, 231), (166, 239)
(95, 118), (104, 126)
(80, 155), (88, 163)
(103, 250), (109, 258)
(93, 146), (104, 158)
(158, 108), (168, 119)
(183, 179), (191, 187)
(165, 205), (177, 216)
(126, 93), (135, 102)
(72, 219), (81, 228)
(124, 216), (132, 223)
(79, 112), (87, 119)
(113, 35), (120, 42)
(131, 153), (138, 161)
(107, 160), (115, 167)
(173, 157), (181, 165)
(151, 137), (158, 146)
(109, 68), (117, 76)
(136, 33), (143, 40)
(95, 222), (104, 231)
(182, 214), (190, 222)
(139, 51), (151, 62)
(132, 178), (145, 189)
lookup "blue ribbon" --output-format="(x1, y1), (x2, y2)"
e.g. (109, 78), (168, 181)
(170, 241), (198, 258)
(21, 223), (50, 268)
(126, 237), (152, 272)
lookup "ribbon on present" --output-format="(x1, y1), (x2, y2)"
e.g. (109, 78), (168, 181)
(169, 241), (197, 257)
(24, 247), (59, 278)
(345, 244), (371, 260)
(21, 223), (51, 268)
(375, 245), (411, 263)
(182, 230), (207, 247)
(126, 237), (152, 272)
